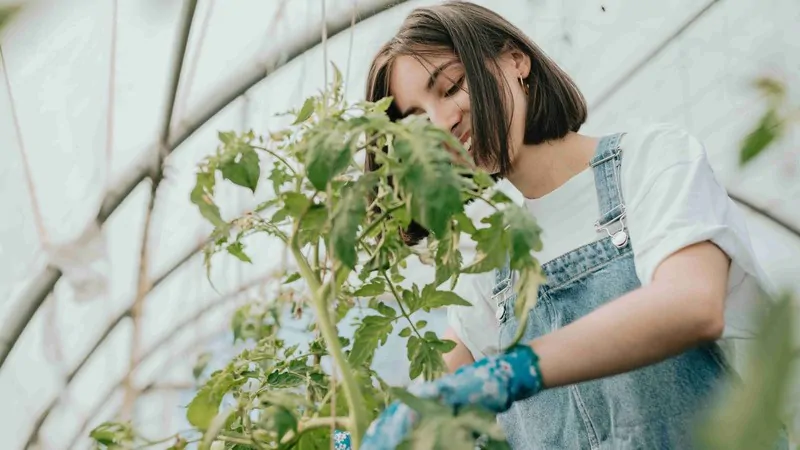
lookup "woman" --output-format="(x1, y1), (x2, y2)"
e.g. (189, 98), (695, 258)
(354, 1), (785, 449)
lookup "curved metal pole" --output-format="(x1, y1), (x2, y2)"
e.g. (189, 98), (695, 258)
(0, 0), (409, 372)
(24, 275), (271, 449)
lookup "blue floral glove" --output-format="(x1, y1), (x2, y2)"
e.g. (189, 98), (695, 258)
(336, 344), (542, 450)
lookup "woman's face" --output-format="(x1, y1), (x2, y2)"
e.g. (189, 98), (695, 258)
(388, 51), (529, 174)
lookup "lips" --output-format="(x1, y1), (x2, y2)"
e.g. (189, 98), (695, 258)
(459, 131), (472, 152)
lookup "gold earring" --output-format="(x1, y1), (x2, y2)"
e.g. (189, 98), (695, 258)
(518, 75), (529, 95)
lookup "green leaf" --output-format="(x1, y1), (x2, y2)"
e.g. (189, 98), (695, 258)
(375, 302), (396, 318)
(283, 272), (301, 284)
(393, 135), (463, 237)
(281, 192), (311, 217)
(353, 278), (386, 297)
(417, 284), (471, 313)
(753, 76), (787, 103)
(305, 127), (354, 191)
(226, 241), (252, 263)
(298, 203), (328, 246)
(373, 96), (394, 113)
(415, 320), (427, 329)
(503, 207), (543, 269)
(293, 97), (315, 125)
(399, 327), (412, 338)
(193, 352), (212, 380)
(190, 171), (225, 227)
(261, 405), (298, 441)
(0, 5), (21, 32)
(219, 143), (260, 193)
(463, 211), (508, 274)
(407, 335), (449, 380)
(295, 427), (332, 450)
(89, 422), (135, 446)
(740, 108), (784, 166)
(186, 387), (221, 430)
(330, 183), (366, 269)
(512, 266), (545, 342)
(349, 315), (394, 366)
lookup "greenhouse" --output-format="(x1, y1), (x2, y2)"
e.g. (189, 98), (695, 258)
(0, 0), (798, 449)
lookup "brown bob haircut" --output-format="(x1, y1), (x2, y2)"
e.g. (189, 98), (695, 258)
(364, 1), (587, 245)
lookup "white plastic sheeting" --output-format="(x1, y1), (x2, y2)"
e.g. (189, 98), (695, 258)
(0, 0), (799, 449)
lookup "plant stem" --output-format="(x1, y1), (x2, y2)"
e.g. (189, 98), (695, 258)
(252, 144), (297, 176)
(381, 270), (424, 340)
(290, 229), (368, 448)
(357, 203), (404, 243)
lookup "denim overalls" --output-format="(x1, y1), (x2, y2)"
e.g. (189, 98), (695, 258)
(492, 133), (732, 449)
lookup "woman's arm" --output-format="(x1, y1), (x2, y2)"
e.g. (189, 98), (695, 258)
(442, 327), (475, 372)
(530, 241), (730, 389)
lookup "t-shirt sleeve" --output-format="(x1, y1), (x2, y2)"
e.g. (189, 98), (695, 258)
(447, 272), (499, 360)
(621, 123), (766, 290)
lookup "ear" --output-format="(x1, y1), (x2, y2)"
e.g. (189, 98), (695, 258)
(507, 48), (531, 79)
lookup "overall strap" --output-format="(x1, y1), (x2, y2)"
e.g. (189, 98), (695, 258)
(589, 132), (629, 248)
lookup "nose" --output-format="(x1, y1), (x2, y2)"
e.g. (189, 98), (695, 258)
(428, 97), (462, 135)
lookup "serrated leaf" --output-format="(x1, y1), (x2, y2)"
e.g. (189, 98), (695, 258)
(306, 127), (354, 191)
(373, 96), (394, 113)
(330, 183), (366, 269)
(281, 192), (311, 217)
(740, 108), (784, 166)
(219, 143), (260, 193)
(393, 135), (463, 237)
(298, 204), (328, 246)
(293, 97), (315, 125)
(463, 211), (508, 274)
(417, 284), (471, 313)
(407, 335), (448, 380)
(353, 278), (386, 297)
(226, 241), (252, 263)
(349, 315), (393, 366)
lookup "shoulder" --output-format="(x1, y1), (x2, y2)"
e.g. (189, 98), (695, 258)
(619, 122), (708, 177)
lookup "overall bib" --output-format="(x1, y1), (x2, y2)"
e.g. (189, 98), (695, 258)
(493, 133), (731, 449)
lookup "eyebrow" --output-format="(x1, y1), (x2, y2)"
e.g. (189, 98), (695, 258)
(426, 59), (459, 90)
(399, 59), (460, 116)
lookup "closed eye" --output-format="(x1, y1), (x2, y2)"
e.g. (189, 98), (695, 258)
(445, 76), (465, 97)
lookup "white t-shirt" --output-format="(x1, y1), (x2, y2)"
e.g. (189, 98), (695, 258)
(447, 123), (774, 373)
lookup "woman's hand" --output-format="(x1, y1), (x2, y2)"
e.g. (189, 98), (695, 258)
(358, 344), (542, 449)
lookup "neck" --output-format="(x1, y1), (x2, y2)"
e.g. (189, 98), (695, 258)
(505, 132), (598, 200)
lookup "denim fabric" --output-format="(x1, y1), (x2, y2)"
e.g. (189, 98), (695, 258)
(490, 133), (772, 449)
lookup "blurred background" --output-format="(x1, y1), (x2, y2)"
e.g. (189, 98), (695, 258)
(0, 0), (798, 448)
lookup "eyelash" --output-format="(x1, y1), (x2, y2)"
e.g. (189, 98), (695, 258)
(445, 76), (465, 97)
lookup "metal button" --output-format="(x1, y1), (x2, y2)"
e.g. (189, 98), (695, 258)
(612, 230), (628, 248)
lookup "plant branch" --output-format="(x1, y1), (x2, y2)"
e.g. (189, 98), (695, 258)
(381, 270), (423, 340)
(357, 203), (404, 243)
(252, 144), (297, 176)
(289, 221), (367, 447)
(279, 417), (353, 446)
